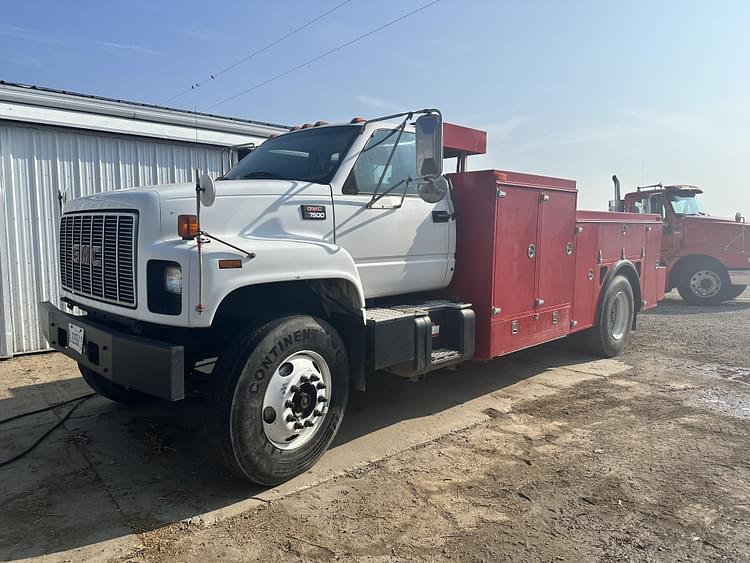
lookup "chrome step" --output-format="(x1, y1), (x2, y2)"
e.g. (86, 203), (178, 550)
(430, 348), (462, 365)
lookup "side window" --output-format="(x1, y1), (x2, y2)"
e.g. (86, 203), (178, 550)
(345, 129), (416, 195)
(648, 195), (665, 219)
(633, 200), (644, 213)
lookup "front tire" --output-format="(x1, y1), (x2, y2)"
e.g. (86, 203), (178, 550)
(206, 315), (349, 486)
(677, 260), (730, 306)
(79, 364), (150, 405)
(583, 275), (635, 358)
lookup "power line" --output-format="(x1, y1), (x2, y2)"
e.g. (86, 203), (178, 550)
(204, 0), (440, 112)
(162, 0), (354, 105)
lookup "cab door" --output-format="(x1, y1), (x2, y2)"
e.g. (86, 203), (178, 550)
(332, 128), (453, 298)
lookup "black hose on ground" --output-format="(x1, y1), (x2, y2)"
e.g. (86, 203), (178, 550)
(0, 393), (96, 467)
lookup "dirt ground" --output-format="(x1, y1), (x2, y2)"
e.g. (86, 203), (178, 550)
(2, 290), (749, 562)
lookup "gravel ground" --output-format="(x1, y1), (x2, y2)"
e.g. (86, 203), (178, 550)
(114, 290), (750, 562)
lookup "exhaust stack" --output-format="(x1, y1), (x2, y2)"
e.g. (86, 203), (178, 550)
(609, 175), (624, 212)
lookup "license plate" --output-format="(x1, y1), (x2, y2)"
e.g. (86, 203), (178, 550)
(68, 323), (85, 355)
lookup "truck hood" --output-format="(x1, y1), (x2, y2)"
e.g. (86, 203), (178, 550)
(682, 215), (748, 254)
(63, 179), (335, 243)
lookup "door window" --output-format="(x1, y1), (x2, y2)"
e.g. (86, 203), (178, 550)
(344, 129), (417, 195)
(645, 195), (665, 219)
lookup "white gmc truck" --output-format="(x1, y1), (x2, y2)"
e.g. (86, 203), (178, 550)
(41, 110), (469, 484)
(40, 109), (658, 485)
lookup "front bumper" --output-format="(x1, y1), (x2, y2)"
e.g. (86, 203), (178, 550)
(39, 302), (185, 400)
(728, 270), (750, 286)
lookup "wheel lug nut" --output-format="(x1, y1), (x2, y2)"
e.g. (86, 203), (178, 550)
(293, 422), (304, 430)
(300, 375), (309, 383)
(314, 409), (324, 417)
(285, 400), (295, 408)
(290, 385), (298, 392)
(310, 374), (320, 382)
(318, 396), (327, 403)
(286, 414), (297, 422)
(316, 382), (326, 389)
(304, 420), (314, 427)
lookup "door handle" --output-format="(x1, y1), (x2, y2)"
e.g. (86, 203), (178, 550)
(432, 210), (451, 223)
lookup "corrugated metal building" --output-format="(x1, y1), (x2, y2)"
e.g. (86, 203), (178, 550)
(0, 82), (288, 357)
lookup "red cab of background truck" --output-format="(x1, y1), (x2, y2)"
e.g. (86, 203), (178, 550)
(609, 176), (749, 305)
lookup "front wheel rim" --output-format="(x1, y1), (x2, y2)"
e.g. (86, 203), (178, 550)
(689, 270), (722, 298)
(610, 291), (630, 341)
(261, 350), (332, 451)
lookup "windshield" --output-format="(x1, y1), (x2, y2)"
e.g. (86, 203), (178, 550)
(224, 125), (360, 184)
(668, 193), (706, 216)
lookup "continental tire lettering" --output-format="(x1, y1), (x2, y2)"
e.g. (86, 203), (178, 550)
(258, 327), (317, 382)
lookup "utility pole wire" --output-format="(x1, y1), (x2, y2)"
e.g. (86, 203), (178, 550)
(162, 0), (354, 105)
(204, 0), (440, 111)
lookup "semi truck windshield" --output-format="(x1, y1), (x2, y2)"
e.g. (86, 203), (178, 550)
(225, 126), (360, 185)
(668, 194), (705, 216)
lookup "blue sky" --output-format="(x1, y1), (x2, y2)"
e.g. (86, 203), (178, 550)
(1, 0), (748, 215)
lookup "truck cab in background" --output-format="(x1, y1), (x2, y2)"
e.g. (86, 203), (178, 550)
(615, 179), (749, 305)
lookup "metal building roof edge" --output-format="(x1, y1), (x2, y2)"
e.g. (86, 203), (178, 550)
(0, 80), (291, 137)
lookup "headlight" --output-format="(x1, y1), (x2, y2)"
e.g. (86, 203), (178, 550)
(147, 260), (182, 315)
(164, 265), (182, 295)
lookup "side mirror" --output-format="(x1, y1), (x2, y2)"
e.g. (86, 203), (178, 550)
(415, 113), (443, 179)
(736, 211), (745, 223)
(417, 176), (449, 204)
(199, 174), (216, 207)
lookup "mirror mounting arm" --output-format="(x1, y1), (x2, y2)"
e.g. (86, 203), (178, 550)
(367, 176), (413, 209)
(366, 115), (410, 208)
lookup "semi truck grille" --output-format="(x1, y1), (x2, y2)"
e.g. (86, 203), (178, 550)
(59, 212), (138, 307)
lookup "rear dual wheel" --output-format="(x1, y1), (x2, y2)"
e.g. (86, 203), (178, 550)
(206, 315), (349, 485)
(583, 275), (635, 358)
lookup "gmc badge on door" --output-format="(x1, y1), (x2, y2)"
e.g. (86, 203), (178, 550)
(301, 205), (326, 220)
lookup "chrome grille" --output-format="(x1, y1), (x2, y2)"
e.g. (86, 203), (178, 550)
(59, 212), (137, 307)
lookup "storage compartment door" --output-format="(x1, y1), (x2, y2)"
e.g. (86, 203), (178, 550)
(535, 189), (577, 310)
(492, 186), (539, 319)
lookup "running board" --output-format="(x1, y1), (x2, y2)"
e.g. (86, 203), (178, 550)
(365, 300), (475, 378)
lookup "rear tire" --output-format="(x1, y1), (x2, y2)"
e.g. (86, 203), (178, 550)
(726, 285), (747, 300)
(206, 315), (349, 486)
(79, 364), (150, 405)
(583, 275), (635, 358)
(677, 260), (730, 306)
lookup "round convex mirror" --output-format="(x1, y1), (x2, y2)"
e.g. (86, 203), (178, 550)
(417, 176), (449, 203)
(199, 174), (216, 207)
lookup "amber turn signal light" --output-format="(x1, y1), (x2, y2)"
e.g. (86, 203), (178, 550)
(178, 215), (199, 240)
(218, 259), (243, 269)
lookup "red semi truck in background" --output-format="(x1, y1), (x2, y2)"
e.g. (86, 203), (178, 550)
(41, 111), (666, 484)
(610, 176), (749, 305)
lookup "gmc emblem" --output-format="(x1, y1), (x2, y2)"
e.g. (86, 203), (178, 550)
(300, 204), (326, 220)
(72, 244), (102, 267)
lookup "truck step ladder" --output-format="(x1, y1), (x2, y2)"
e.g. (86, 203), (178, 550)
(364, 301), (475, 378)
